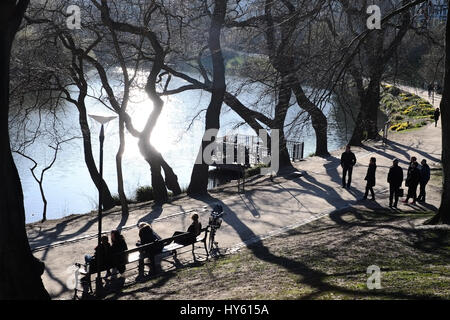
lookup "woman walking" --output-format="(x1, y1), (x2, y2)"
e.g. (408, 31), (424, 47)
(403, 161), (421, 204)
(362, 157), (377, 200)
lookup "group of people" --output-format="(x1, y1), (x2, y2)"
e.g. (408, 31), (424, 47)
(340, 146), (431, 208)
(85, 214), (202, 279)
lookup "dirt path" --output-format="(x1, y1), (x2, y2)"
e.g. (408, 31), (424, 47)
(28, 86), (443, 299)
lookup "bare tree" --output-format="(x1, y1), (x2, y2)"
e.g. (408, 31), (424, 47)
(20, 2), (118, 211)
(0, 0), (50, 299)
(187, 0), (228, 195)
(14, 137), (78, 222)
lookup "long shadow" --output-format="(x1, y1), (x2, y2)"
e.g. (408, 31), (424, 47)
(387, 140), (441, 164)
(322, 156), (344, 187)
(191, 194), (439, 300)
(137, 204), (163, 225)
(360, 144), (411, 167)
(115, 212), (130, 231)
(239, 193), (260, 218)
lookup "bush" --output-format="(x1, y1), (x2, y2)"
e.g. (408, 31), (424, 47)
(135, 186), (154, 202)
(402, 105), (435, 117)
(393, 115), (404, 121)
(112, 195), (122, 206)
(388, 86), (401, 96)
(389, 122), (410, 132)
(245, 164), (269, 178)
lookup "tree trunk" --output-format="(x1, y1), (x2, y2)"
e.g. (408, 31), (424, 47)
(77, 104), (115, 210)
(289, 75), (330, 157)
(349, 77), (382, 145)
(116, 116), (128, 215)
(187, 0), (227, 196)
(0, 0), (50, 299)
(39, 182), (47, 223)
(429, 8), (450, 225)
(273, 76), (294, 170)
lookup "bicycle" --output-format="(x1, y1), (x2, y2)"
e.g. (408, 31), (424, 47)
(208, 204), (224, 257)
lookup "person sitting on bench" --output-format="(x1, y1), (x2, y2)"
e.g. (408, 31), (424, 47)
(110, 230), (128, 276)
(171, 213), (202, 246)
(85, 235), (112, 277)
(136, 222), (163, 277)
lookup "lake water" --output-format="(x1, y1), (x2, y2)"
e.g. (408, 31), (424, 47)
(12, 73), (352, 223)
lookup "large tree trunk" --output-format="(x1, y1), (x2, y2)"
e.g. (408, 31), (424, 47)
(350, 76), (382, 146)
(289, 75), (330, 157)
(0, 0), (50, 299)
(188, 0), (227, 196)
(139, 76), (181, 204)
(273, 77), (294, 170)
(429, 7), (450, 225)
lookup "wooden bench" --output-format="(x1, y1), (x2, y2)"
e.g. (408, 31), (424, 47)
(75, 227), (209, 297)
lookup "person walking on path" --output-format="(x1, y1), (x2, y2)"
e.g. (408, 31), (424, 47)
(388, 159), (403, 208)
(434, 107), (440, 127)
(428, 83), (434, 98)
(362, 157), (377, 200)
(403, 161), (421, 204)
(340, 145), (357, 188)
(417, 159), (431, 203)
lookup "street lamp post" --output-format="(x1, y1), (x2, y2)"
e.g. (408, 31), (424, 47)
(89, 114), (116, 298)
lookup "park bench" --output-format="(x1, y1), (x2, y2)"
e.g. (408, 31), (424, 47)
(74, 227), (209, 297)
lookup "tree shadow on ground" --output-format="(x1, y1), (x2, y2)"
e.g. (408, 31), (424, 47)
(190, 194), (444, 300)
(136, 204), (163, 225)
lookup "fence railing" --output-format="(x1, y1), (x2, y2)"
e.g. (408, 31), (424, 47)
(211, 134), (304, 166)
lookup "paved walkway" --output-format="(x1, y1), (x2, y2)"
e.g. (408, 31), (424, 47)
(28, 85), (443, 299)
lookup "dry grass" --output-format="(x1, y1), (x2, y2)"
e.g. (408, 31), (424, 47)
(103, 210), (450, 300)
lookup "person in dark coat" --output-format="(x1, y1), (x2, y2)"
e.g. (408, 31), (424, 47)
(403, 161), (421, 204)
(434, 108), (440, 127)
(172, 213), (203, 246)
(136, 222), (161, 278)
(362, 157), (377, 200)
(340, 145), (357, 188)
(387, 159), (403, 208)
(85, 235), (112, 276)
(428, 83), (433, 97)
(110, 230), (128, 275)
(417, 159), (431, 203)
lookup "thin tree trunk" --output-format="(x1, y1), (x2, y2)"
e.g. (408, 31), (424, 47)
(38, 182), (47, 223)
(0, 0), (50, 299)
(188, 0), (227, 196)
(116, 116), (128, 215)
(78, 104), (115, 210)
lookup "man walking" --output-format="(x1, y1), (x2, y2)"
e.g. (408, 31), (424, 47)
(417, 159), (430, 203)
(340, 145), (357, 188)
(387, 159), (403, 208)
(434, 107), (440, 127)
